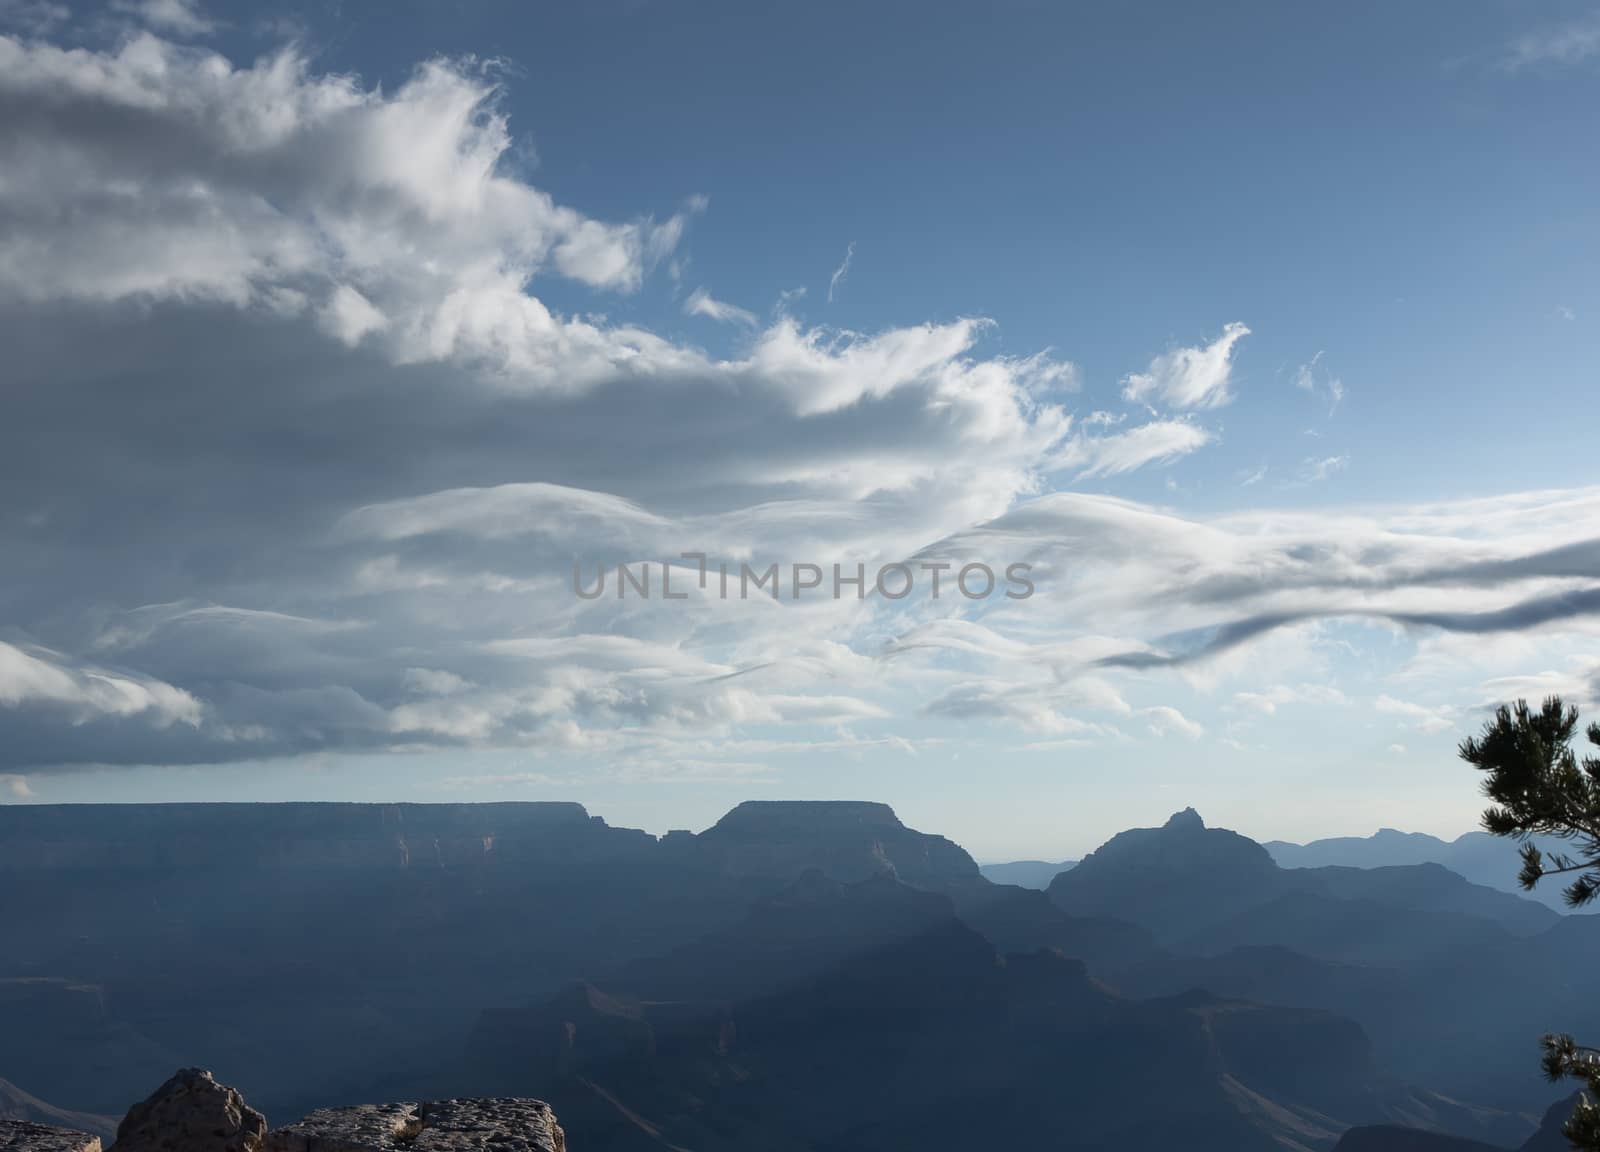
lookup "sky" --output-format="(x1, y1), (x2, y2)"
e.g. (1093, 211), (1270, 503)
(1, 0), (1598, 859)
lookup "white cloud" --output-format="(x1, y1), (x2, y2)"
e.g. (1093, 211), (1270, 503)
(1232, 683), (1348, 714)
(0, 34), (702, 388)
(2, 20), (1599, 779)
(827, 241), (854, 303)
(1143, 705), (1204, 739)
(1375, 694), (1456, 734)
(0, 641), (202, 727)
(684, 286), (757, 326)
(1121, 322), (1249, 410)
(111, 0), (214, 35)
(320, 285), (388, 346)
(1477, 659), (1600, 712)
(1293, 350), (1345, 416)
(1298, 455), (1349, 483)
(1050, 419), (1213, 478)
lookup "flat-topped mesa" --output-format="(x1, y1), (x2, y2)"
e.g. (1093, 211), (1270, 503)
(0, 1122), (100, 1152)
(266, 1100), (565, 1152)
(698, 800), (982, 891)
(704, 800), (905, 837)
(0, 802), (644, 871)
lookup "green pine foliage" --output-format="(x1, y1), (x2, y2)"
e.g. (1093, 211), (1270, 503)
(1460, 696), (1600, 1151)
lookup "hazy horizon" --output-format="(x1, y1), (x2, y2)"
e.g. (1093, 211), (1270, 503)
(0, 786), (1498, 863)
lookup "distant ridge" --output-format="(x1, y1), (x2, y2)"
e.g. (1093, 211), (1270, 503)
(1265, 828), (1585, 914)
(0, 1077), (116, 1141)
(978, 859), (1078, 889)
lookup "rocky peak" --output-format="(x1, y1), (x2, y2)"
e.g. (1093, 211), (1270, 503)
(112, 1068), (265, 1152)
(1164, 806), (1206, 831)
(1047, 806), (1283, 943)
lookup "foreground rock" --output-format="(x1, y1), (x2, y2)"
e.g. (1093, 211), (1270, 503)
(266, 1100), (565, 1152)
(112, 1069), (265, 1152)
(0, 1121), (101, 1152)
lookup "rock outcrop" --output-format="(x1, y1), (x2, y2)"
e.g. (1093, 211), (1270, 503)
(111, 1069), (266, 1152)
(266, 1100), (565, 1152)
(3, 1074), (566, 1152)
(0, 1121), (100, 1152)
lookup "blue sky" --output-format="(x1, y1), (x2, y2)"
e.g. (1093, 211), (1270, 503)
(1, 0), (1598, 858)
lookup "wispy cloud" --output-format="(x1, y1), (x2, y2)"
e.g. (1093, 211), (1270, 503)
(1232, 684), (1347, 714)
(110, 0), (214, 35)
(1298, 454), (1349, 483)
(1293, 350), (1345, 416)
(827, 241), (855, 304)
(1143, 705), (1204, 739)
(1375, 694), (1456, 734)
(1122, 322), (1250, 411)
(685, 287), (757, 326)
(0, 0), (69, 34)
(1505, 9), (1600, 69)
(1050, 419), (1213, 478)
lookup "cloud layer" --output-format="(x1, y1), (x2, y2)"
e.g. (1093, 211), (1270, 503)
(1, 12), (1596, 785)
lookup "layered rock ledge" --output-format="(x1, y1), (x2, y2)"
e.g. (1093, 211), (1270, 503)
(1, 1074), (563, 1152)
(266, 1100), (565, 1152)
(0, 1122), (101, 1152)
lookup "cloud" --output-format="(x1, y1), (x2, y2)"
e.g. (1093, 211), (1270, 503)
(1232, 684), (1348, 714)
(684, 287), (757, 326)
(1121, 322), (1249, 410)
(0, 640), (202, 729)
(111, 0), (214, 35)
(1143, 705), (1203, 739)
(1375, 694), (1455, 734)
(1050, 419), (1213, 478)
(1298, 455), (1349, 483)
(1293, 350), (1345, 416)
(827, 241), (854, 303)
(1238, 464), (1268, 487)
(924, 680), (1123, 736)
(919, 489), (1600, 679)
(1505, 10), (1600, 69)
(0, 33), (702, 388)
(2, 18), (1599, 778)
(1476, 659), (1600, 712)
(0, 0), (68, 35)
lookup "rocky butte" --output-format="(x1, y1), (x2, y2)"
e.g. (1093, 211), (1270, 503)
(0, 1071), (565, 1152)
